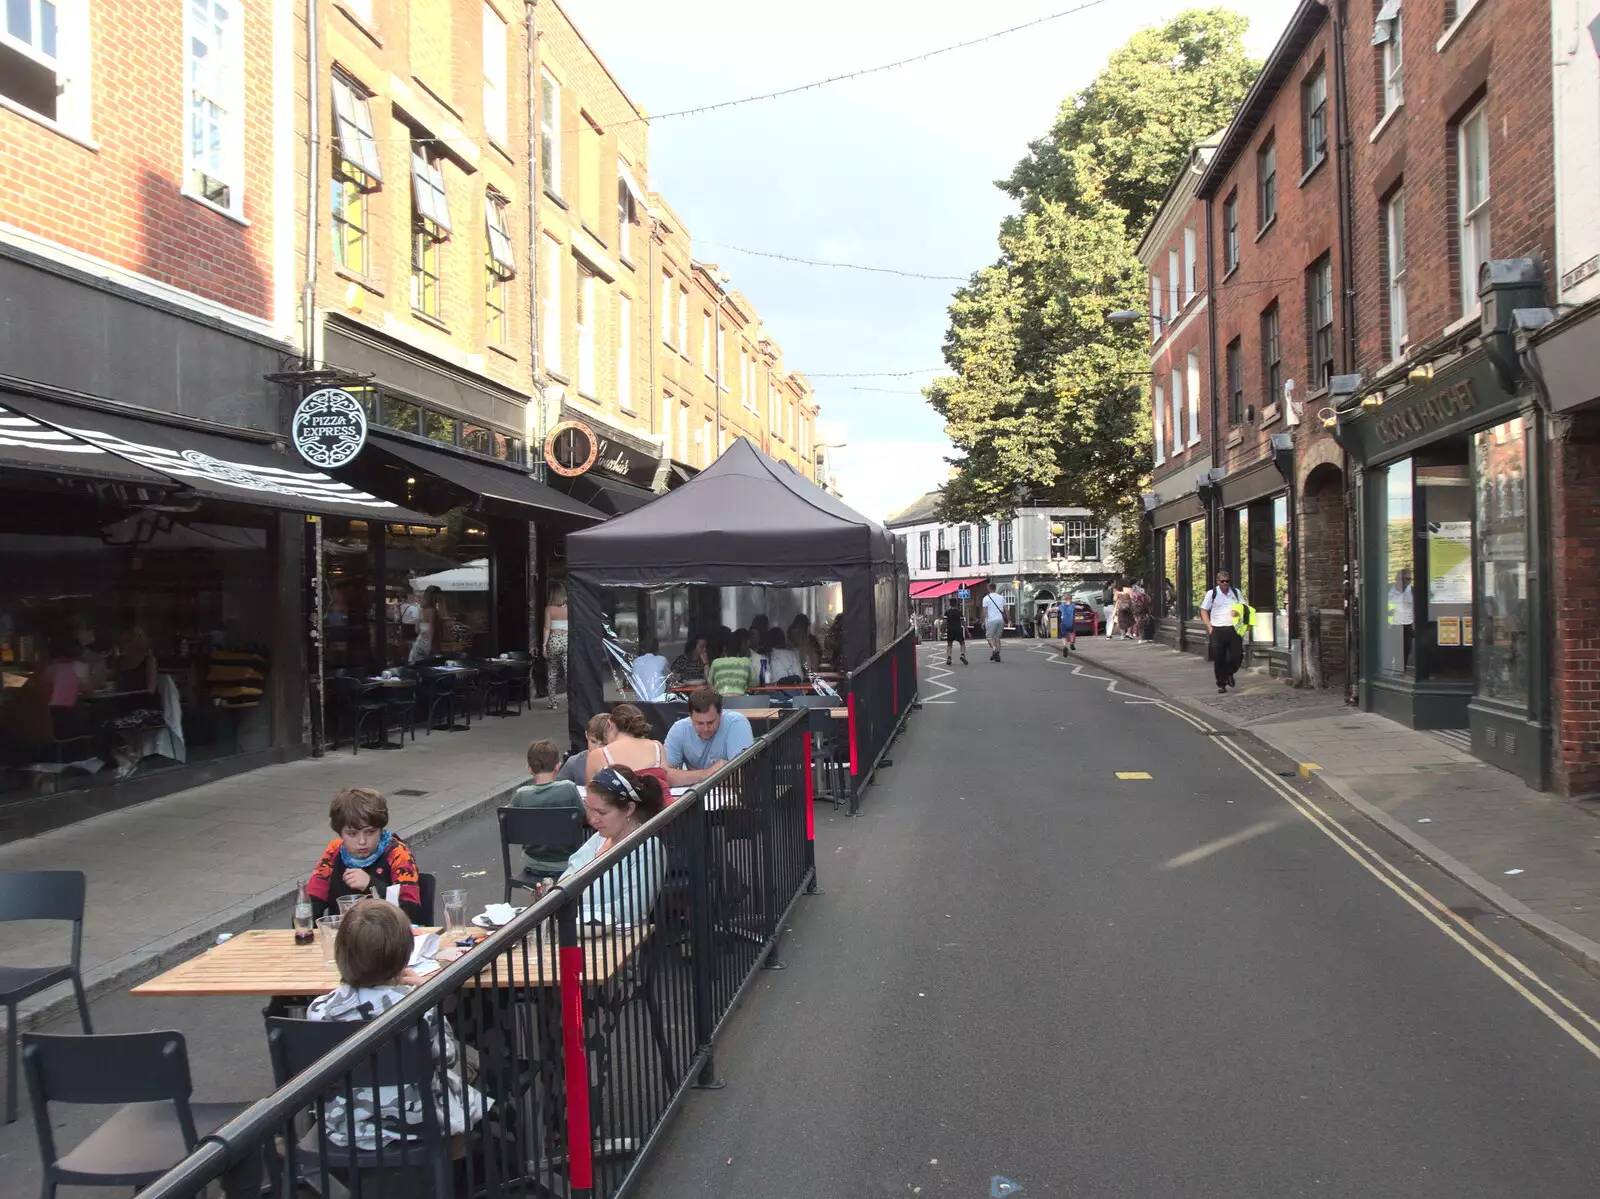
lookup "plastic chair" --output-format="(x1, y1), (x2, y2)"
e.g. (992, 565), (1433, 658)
(0, 870), (92, 1124)
(263, 1017), (451, 1199)
(497, 806), (588, 902)
(22, 1030), (246, 1197)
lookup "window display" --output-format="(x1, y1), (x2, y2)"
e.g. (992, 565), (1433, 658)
(1379, 460), (1414, 676)
(1475, 417), (1529, 706)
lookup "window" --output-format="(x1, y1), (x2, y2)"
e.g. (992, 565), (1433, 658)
(1184, 228), (1197, 302)
(998, 520), (1014, 565)
(1065, 518), (1100, 559)
(423, 410), (456, 445)
(332, 173), (369, 275)
(185, 0), (244, 213)
(717, 326), (727, 388)
(919, 532), (931, 571)
(1150, 275), (1162, 339)
(958, 526), (972, 568)
(677, 289), (688, 355)
(331, 73), (383, 185)
(1458, 100), (1491, 317)
(410, 141), (452, 235)
(1154, 383), (1166, 463)
(575, 268), (596, 397)
(1386, 190), (1408, 357)
(461, 423), (491, 455)
(1170, 369), (1184, 453)
(411, 226), (441, 317)
(1223, 191), (1240, 273)
(1257, 136), (1277, 231)
(1376, 0), (1403, 115)
(1050, 519), (1069, 560)
(701, 418), (712, 468)
(1227, 337), (1244, 426)
(1309, 256), (1334, 390)
(540, 234), (562, 377)
(660, 273), (673, 346)
(1302, 65), (1327, 173)
(577, 114), (601, 231)
(937, 528), (946, 552)
(701, 312), (712, 376)
(743, 350), (757, 410)
(538, 72), (560, 195)
(1187, 349), (1201, 444)
(616, 170), (636, 264)
(617, 293), (633, 411)
(481, 3), (507, 146)
(676, 402), (686, 463)
(768, 382), (780, 434)
(1168, 250), (1180, 319)
(484, 193), (513, 345)
(1, 0), (87, 129)
(382, 395), (421, 434)
(1261, 301), (1282, 409)
(978, 523), (991, 566)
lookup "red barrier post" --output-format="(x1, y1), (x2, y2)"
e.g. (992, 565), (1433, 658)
(803, 734), (818, 892)
(846, 689), (859, 777)
(558, 911), (593, 1196)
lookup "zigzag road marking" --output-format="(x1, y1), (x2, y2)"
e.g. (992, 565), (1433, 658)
(1027, 645), (1163, 703)
(920, 650), (959, 704)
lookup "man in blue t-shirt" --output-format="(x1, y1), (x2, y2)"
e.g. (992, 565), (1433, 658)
(664, 686), (755, 785)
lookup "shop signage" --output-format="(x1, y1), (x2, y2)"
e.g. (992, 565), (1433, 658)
(291, 388), (368, 468)
(1375, 380), (1478, 445)
(545, 420), (599, 477)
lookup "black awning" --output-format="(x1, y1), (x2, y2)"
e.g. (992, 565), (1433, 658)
(0, 395), (174, 489)
(552, 471), (657, 516)
(6, 393), (434, 523)
(367, 432), (603, 530)
(666, 462), (698, 489)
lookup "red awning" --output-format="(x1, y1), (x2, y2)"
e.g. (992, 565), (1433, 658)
(911, 577), (985, 600)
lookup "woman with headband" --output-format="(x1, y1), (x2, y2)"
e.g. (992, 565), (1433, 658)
(538, 764), (666, 928)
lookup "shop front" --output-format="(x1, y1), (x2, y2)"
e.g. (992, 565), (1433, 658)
(1150, 492), (1209, 652)
(1337, 347), (1545, 785)
(1219, 456), (1292, 672)
(544, 407), (666, 516)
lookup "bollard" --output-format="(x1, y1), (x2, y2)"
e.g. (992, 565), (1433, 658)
(556, 903), (594, 1198)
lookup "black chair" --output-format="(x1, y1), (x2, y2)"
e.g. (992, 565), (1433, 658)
(502, 652), (533, 714)
(496, 806), (588, 902)
(23, 1030), (247, 1197)
(417, 871), (437, 926)
(419, 668), (468, 733)
(263, 1017), (450, 1199)
(480, 660), (513, 718)
(326, 676), (389, 754)
(790, 696), (851, 809)
(0, 870), (92, 1124)
(383, 673), (418, 744)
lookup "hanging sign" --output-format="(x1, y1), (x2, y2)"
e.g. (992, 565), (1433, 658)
(544, 420), (599, 477)
(292, 388), (368, 469)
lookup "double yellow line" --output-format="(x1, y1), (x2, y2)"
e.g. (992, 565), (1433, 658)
(1155, 699), (1600, 1062)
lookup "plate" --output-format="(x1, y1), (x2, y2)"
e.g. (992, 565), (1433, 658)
(472, 908), (524, 929)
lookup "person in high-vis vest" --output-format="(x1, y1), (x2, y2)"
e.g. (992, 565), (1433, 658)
(1199, 570), (1244, 694)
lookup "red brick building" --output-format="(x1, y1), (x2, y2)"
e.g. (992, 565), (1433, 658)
(1195, 0), (1349, 687)
(1138, 142), (1217, 651)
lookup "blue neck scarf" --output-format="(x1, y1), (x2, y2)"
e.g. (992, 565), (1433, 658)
(340, 829), (393, 871)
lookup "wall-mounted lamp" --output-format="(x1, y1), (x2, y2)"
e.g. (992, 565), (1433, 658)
(1361, 391), (1385, 408)
(1320, 412), (1337, 430)
(1408, 363), (1435, 384)
(1269, 432), (1294, 482)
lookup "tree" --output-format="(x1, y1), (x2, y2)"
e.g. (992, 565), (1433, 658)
(928, 9), (1259, 527)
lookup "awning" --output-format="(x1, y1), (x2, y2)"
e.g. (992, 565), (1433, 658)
(4, 393), (433, 522)
(0, 396), (173, 489)
(911, 576), (986, 600)
(553, 471), (657, 516)
(367, 432), (604, 530)
(411, 557), (488, 592)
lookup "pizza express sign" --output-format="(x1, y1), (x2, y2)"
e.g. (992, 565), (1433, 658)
(292, 388), (368, 469)
(543, 419), (657, 487)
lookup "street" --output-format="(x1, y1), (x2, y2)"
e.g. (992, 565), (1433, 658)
(630, 641), (1600, 1198)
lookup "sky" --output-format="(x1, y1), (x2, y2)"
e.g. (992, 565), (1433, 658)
(562, 0), (1298, 520)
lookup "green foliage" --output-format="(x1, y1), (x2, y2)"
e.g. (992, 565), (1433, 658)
(929, 8), (1259, 525)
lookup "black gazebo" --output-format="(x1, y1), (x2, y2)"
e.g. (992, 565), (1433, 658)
(564, 438), (908, 744)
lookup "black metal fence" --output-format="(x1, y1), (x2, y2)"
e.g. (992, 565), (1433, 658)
(841, 628), (919, 815)
(137, 711), (815, 1199)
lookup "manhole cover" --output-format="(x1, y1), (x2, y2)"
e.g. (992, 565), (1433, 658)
(393, 788), (428, 797)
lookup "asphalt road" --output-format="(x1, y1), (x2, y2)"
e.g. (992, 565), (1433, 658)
(628, 640), (1600, 1199)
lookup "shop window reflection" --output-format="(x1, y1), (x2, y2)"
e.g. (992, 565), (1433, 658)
(1187, 520), (1207, 622)
(461, 423), (491, 456)
(1161, 528), (1178, 619)
(1416, 443), (1473, 682)
(1476, 418), (1530, 706)
(1273, 495), (1289, 650)
(423, 410), (457, 446)
(382, 396), (421, 435)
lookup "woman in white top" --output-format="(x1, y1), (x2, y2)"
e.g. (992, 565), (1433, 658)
(629, 632), (670, 701)
(543, 582), (568, 709)
(751, 627), (803, 686)
(408, 586), (445, 663)
(537, 765), (665, 928)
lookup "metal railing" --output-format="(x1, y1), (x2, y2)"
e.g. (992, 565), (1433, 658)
(841, 628), (919, 816)
(138, 710), (815, 1199)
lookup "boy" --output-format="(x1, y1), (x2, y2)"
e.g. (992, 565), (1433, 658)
(306, 787), (423, 924)
(511, 739), (584, 880)
(943, 599), (968, 666)
(306, 900), (488, 1149)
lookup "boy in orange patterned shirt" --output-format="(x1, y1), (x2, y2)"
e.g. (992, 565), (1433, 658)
(306, 787), (423, 924)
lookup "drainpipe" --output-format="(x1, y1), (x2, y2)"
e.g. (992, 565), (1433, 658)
(301, 0), (320, 369)
(525, 0), (545, 477)
(1203, 182), (1221, 576)
(1331, 0), (1360, 702)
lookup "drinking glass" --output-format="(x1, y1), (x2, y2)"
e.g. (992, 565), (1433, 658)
(318, 916), (341, 965)
(337, 895), (361, 917)
(442, 889), (469, 934)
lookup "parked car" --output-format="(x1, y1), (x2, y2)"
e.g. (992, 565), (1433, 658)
(1070, 600), (1100, 636)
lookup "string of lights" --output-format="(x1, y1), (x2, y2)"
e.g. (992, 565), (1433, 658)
(696, 241), (968, 282)
(806, 367), (946, 378)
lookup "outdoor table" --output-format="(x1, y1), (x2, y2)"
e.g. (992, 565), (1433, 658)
(130, 927), (644, 998)
(739, 707), (846, 721)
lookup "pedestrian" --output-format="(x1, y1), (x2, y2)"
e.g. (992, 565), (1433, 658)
(509, 738), (583, 883)
(981, 583), (1007, 662)
(1131, 581), (1152, 642)
(1114, 582), (1136, 640)
(944, 597), (968, 666)
(1199, 569), (1245, 694)
(1057, 597), (1077, 656)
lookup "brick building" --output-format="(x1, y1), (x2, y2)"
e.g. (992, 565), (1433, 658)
(1331, 0), (1565, 788)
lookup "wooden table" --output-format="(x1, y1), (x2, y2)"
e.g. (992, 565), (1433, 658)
(740, 707), (846, 721)
(131, 926), (648, 998)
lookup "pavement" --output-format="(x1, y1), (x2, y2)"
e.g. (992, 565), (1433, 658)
(0, 703), (568, 1031)
(1064, 634), (1600, 976)
(629, 639), (1600, 1199)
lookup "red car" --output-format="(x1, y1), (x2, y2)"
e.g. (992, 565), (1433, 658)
(1071, 601), (1100, 636)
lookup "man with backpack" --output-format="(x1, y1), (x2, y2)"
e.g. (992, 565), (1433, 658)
(1199, 570), (1245, 694)
(944, 597), (968, 666)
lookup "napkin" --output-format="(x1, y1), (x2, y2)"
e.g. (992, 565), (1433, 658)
(482, 903), (518, 927)
(410, 931), (440, 966)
